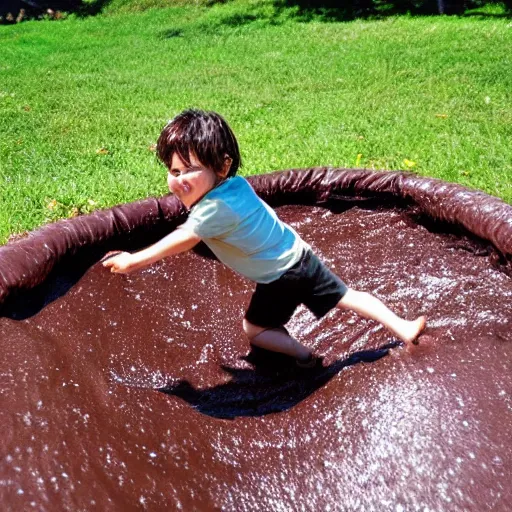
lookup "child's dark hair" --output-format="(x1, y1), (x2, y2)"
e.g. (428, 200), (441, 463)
(156, 109), (242, 178)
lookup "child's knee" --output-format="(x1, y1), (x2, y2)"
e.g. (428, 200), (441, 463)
(242, 318), (251, 335)
(242, 318), (264, 340)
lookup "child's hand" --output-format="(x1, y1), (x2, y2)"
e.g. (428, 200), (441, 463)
(102, 251), (137, 274)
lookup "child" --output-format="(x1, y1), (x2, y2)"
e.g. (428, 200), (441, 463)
(103, 109), (426, 367)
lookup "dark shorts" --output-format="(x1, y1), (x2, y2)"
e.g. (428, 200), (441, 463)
(244, 249), (348, 328)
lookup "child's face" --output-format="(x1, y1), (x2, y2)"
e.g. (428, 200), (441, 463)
(167, 152), (220, 209)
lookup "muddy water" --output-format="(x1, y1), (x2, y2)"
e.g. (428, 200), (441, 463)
(1, 204), (511, 511)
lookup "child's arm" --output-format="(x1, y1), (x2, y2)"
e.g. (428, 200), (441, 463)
(102, 228), (200, 274)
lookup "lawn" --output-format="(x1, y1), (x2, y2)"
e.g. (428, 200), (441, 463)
(0, 0), (511, 243)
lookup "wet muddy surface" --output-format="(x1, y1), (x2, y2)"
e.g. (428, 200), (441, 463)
(1, 204), (511, 511)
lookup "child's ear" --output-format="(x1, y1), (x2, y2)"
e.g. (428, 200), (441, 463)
(220, 155), (233, 177)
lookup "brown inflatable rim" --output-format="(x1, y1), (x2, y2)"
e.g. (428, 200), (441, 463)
(1, 167), (511, 308)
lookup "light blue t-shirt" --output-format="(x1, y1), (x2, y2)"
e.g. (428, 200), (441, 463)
(181, 176), (307, 283)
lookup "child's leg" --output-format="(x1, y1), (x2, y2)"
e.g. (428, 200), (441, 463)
(242, 319), (312, 360)
(337, 289), (426, 344)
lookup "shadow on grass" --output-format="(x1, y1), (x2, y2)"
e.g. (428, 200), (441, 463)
(461, 7), (512, 16)
(78, 0), (112, 16)
(2, 0), (510, 23)
(158, 342), (399, 419)
(159, 27), (185, 39)
(271, 0), (511, 21)
(0, 0), (110, 20)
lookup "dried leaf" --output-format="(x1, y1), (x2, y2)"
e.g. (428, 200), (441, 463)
(7, 231), (29, 244)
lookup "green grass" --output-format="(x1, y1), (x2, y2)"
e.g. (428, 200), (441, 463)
(1, 0), (511, 243)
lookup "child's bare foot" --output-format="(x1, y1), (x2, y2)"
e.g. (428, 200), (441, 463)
(398, 316), (427, 345)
